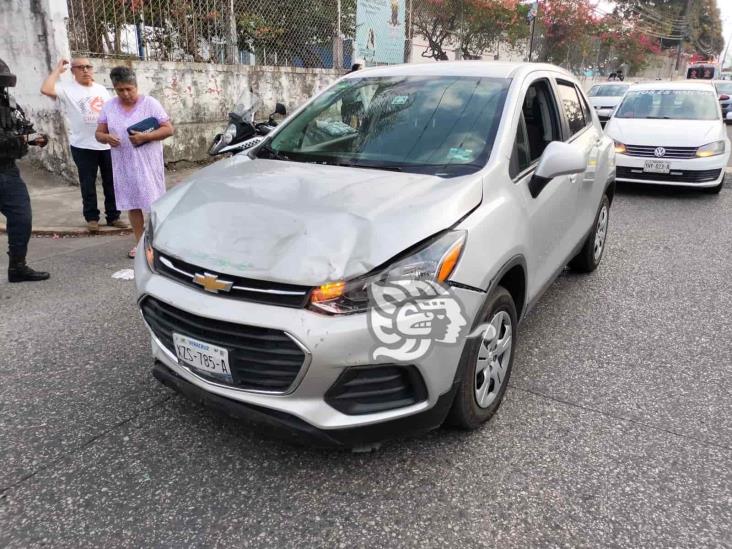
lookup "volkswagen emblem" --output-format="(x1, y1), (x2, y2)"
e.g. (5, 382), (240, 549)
(654, 147), (666, 158)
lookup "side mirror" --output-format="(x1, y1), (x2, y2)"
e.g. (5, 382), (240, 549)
(529, 141), (587, 198)
(274, 102), (287, 116)
(535, 141), (587, 179)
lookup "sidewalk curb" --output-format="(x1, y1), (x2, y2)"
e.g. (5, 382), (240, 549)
(0, 224), (131, 237)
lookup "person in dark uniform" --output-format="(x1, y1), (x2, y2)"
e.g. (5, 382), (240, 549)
(0, 58), (50, 282)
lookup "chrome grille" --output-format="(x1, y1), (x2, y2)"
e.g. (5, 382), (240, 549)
(154, 251), (311, 308)
(623, 145), (698, 159)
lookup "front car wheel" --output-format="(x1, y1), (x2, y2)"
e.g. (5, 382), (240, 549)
(446, 286), (517, 430)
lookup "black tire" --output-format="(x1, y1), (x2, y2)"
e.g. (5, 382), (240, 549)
(446, 286), (517, 430)
(569, 193), (610, 273)
(702, 179), (724, 194)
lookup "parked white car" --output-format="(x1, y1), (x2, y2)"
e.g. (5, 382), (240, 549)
(135, 62), (616, 447)
(605, 81), (729, 193)
(587, 82), (630, 126)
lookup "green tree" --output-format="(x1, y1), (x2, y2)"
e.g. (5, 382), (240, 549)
(414, 0), (530, 61)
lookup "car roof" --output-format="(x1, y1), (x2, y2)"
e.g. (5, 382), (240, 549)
(343, 61), (574, 81)
(628, 81), (716, 92)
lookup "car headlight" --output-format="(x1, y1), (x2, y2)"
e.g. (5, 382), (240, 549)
(613, 141), (626, 154)
(696, 140), (725, 158)
(144, 216), (155, 272)
(308, 231), (467, 315)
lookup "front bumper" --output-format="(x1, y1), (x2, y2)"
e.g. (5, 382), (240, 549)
(615, 152), (728, 188)
(153, 360), (459, 447)
(135, 248), (484, 438)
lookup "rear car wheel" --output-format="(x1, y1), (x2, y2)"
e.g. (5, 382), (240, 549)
(446, 286), (517, 430)
(569, 194), (610, 273)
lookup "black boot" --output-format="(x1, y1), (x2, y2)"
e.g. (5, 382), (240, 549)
(8, 255), (50, 283)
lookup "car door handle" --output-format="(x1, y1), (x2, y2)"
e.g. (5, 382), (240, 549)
(569, 174), (578, 183)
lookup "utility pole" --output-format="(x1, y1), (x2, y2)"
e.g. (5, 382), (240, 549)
(674, 0), (694, 73)
(333, 0), (343, 69)
(227, 0), (238, 64)
(528, 1), (539, 62)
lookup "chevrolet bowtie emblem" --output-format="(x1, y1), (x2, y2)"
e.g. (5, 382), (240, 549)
(193, 272), (233, 293)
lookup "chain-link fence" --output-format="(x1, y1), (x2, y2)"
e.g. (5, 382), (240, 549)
(67, 0), (533, 68)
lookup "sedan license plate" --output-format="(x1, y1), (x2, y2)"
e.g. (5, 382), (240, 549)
(643, 160), (670, 174)
(173, 333), (232, 381)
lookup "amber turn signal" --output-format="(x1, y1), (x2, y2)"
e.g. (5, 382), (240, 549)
(311, 281), (346, 302)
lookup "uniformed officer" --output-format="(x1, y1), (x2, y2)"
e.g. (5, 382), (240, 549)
(0, 58), (50, 282)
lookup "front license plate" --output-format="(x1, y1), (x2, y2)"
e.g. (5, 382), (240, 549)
(644, 160), (670, 174)
(173, 333), (232, 381)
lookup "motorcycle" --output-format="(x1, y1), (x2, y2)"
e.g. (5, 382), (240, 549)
(208, 88), (287, 156)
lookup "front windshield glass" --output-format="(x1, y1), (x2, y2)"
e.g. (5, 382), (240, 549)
(714, 82), (732, 95)
(614, 89), (719, 120)
(260, 76), (510, 176)
(589, 84), (628, 97)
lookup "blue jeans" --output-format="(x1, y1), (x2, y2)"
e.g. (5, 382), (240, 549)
(0, 163), (32, 257)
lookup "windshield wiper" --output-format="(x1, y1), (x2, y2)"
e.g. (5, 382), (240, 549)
(347, 162), (403, 172)
(645, 116), (671, 119)
(257, 143), (290, 161)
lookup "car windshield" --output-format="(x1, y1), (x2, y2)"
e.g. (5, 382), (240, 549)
(588, 84), (628, 97)
(714, 82), (732, 95)
(614, 89), (719, 120)
(259, 76), (510, 176)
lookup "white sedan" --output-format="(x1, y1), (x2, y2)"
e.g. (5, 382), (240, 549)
(605, 81), (730, 193)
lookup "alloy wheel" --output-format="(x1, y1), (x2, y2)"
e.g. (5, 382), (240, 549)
(474, 310), (512, 409)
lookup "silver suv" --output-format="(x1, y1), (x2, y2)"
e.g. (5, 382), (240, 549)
(135, 62), (615, 447)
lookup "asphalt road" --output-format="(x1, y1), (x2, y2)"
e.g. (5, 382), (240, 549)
(1, 179), (731, 547)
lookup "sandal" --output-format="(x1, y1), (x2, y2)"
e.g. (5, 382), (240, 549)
(128, 247), (137, 259)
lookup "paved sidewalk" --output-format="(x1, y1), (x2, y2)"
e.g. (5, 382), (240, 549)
(0, 159), (205, 236)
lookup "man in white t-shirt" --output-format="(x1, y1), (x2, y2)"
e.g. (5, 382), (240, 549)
(41, 58), (128, 232)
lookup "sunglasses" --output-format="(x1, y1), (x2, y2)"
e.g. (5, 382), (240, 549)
(72, 64), (94, 71)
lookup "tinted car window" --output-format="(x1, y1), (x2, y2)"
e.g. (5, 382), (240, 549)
(509, 112), (531, 178)
(557, 82), (586, 136)
(578, 88), (594, 125)
(263, 76), (510, 177)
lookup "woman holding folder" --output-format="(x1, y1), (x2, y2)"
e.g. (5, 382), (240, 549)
(95, 66), (174, 258)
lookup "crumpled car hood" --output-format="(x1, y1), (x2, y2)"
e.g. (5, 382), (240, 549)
(153, 158), (482, 286)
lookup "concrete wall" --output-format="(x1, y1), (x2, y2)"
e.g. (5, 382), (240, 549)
(1, 0), (73, 179)
(91, 59), (345, 163)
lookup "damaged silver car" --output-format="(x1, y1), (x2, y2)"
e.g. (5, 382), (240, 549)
(135, 62), (615, 448)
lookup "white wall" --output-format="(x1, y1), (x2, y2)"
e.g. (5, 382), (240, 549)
(1, 0), (73, 178)
(91, 59), (345, 163)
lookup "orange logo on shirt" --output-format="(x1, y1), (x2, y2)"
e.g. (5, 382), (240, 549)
(89, 96), (104, 113)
